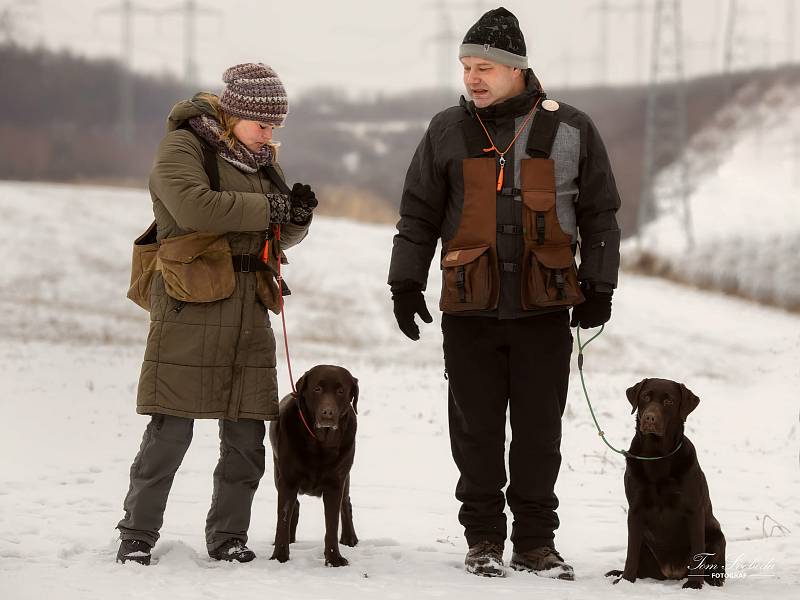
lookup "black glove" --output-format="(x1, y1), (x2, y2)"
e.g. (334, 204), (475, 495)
(392, 289), (433, 341)
(570, 284), (613, 329)
(289, 183), (318, 224)
(266, 192), (291, 224)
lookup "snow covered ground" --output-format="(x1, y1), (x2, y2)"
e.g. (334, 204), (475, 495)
(626, 80), (800, 310)
(0, 181), (798, 599)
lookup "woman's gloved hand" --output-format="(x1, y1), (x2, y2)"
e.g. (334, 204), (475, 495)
(289, 183), (318, 224)
(266, 192), (291, 224)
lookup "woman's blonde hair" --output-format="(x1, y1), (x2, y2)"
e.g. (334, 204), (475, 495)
(195, 92), (279, 157)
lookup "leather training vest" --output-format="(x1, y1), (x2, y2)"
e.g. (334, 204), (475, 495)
(439, 101), (585, 314)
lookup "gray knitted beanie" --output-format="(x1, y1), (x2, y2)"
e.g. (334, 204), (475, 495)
(219, 63), (289, 126)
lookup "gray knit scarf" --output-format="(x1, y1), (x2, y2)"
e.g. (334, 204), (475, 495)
(188, 114), (274, 173)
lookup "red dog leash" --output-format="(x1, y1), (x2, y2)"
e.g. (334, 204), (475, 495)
(272, 225), (317, 440)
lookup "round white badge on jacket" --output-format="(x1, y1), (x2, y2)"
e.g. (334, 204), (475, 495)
(542, 99), (560, 112)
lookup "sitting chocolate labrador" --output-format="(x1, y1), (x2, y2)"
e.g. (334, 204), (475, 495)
(269, 365), (359, 567)
(606, 378), (726, 589)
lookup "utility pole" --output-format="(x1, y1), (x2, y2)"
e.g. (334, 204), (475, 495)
(161, 0), (222, 88)
(638, 0), (693, 249)
(96, 0), (158, 144)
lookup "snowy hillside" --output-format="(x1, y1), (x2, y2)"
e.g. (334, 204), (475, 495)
(0, 181), (798, 599)
(625, 80), (800, 311)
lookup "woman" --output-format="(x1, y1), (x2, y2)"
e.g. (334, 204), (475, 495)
(116, 63), (317, 565)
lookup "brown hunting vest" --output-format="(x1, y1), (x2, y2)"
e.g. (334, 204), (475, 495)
(439, 102), (585, 314)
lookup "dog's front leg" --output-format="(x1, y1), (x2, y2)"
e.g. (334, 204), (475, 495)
(339, 474), (358, 547)
(619, 510), (645, 583)
(683, 511), (706, 589)
(323, 483), (348, 567)
(271, 483), (298, 563)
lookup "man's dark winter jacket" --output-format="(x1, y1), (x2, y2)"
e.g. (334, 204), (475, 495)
(388, 70), (621, 319)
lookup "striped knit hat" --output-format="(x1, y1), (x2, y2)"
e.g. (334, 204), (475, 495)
(219, 63), (288, 126)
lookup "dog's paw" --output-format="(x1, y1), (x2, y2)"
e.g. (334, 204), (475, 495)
(706, 573), (725, 587)
(605, 569), (623, 578)
(340, 533), (359, 547)
(325, 552), (349, 567)
(270, 546), (290, 563)
(682, 579), (704, 589)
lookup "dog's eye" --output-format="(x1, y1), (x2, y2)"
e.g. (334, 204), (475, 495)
(664, 399), (674, 406)
(336, 389), (344, 395)
(314, 386), (322, 393)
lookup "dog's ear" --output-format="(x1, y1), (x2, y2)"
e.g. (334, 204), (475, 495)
(350, 376), (359, 415)
(678, 383), (700, 420)
(626, 379), (648, 414)
(295, 372), (308, 400)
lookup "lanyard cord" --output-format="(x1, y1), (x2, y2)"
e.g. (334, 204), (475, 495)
(474, 96), (541, 192)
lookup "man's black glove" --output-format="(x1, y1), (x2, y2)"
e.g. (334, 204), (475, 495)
(392, 289), (433, 341)
(570, 283), (613, 329)
(289, 182), (318, 224)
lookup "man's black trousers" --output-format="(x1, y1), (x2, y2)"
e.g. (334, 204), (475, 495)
(442, 310), (573, 552)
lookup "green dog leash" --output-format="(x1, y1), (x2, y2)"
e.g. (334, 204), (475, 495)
(576, 325), (683, 461)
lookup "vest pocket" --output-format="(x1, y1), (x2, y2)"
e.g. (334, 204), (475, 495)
(522, 244), (584, 309)
(440, 245), (493, 312)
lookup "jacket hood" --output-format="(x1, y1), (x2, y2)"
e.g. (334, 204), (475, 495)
(460, 69), (544, 120)
(166, 93), (220, 132)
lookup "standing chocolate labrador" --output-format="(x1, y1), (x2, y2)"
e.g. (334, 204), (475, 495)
(269, 365), (359, 567)
(606, 378), (726, 589)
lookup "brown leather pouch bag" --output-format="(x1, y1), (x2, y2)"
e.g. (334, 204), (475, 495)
(440, 245), (494, 312)
(522, 244), (584, 309)
(127, 221), (159, 311)
(157, 232), (235, 303)
(255, 271), (281, 315)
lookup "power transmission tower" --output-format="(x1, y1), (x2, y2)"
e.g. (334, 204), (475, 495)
(551, 51), (595, 90)
(161, 0), (222, 88)
(0, 0), (39, 45)
(96, 0), (159, 143)
(426, 0), (459, 91)
(787, 0), (796, 64)
(593, 0), (648, 84)
(637, 0), (693, 249)
(0, 8), (14, 43)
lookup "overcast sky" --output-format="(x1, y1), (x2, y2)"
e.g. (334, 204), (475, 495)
(5, 0), (796, 97)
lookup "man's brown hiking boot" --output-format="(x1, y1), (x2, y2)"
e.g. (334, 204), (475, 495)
(464, 540), (506, 577)
(510, 546), (574, 580)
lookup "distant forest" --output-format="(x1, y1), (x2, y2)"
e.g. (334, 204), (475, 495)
(1, 42), (795, 231)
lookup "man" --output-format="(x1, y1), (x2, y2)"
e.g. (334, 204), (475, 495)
(388, 7), (621, 580)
